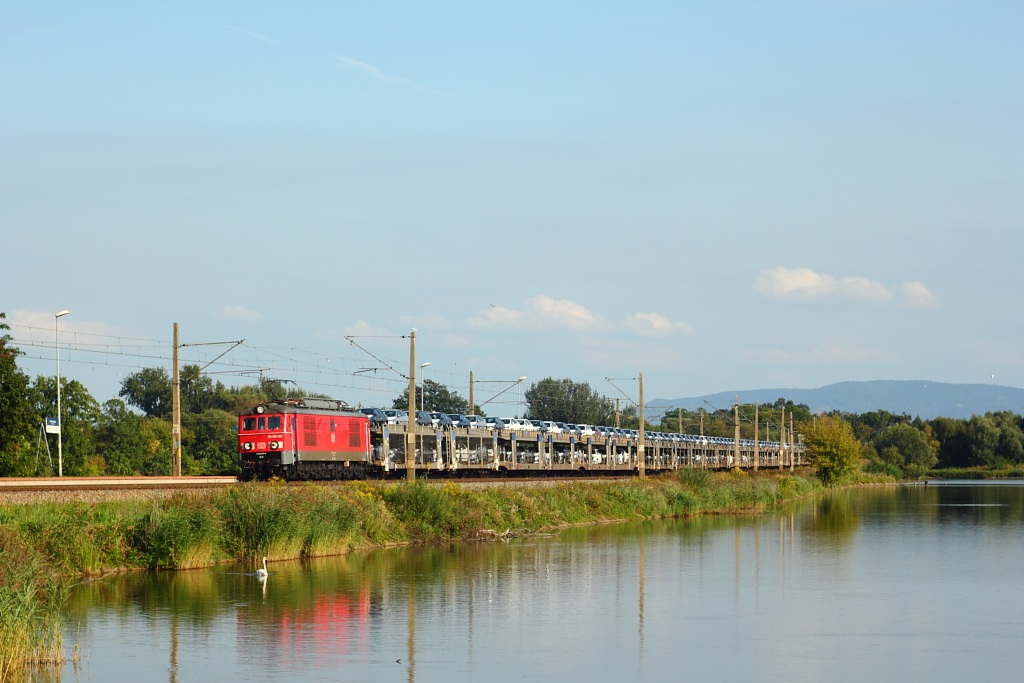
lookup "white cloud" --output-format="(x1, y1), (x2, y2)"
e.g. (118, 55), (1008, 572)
(901, 281), (938, 309)
(754, 267), (836, 300)
(528, 295), (600, 330)
(623, 312), (694, 337)
(839, 276), (892, 302)
(468, 305), (526, 329)
(467, 295), (603, 332)
(219, 305), (262, 321)
(344, 319), (389, 337)
(754, 267), (920, 305)
(5, 308), (125, 337)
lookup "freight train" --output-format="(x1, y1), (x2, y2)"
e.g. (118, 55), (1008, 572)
(238, 398), (802, 480)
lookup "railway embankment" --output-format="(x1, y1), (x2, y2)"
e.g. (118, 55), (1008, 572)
(0, 470), (887, 677)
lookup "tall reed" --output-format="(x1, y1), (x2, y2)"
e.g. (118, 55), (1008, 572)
(290, 486), (359, 558)
(215, 483), (302, 562)
(131, 497), (219, 570)
(0, 528), (69, 679)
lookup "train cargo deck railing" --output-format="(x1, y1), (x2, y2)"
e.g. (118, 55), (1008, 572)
(370, 424), (802, 473)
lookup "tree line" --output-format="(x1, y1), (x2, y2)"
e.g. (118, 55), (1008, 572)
(2, 314), (1023, 479)
(1, 313), (316, 476)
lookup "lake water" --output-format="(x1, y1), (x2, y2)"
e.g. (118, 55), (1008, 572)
(42, 482), (1024, 682)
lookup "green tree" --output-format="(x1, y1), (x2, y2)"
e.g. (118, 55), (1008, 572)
(874, 423), (937, 477)
(523, 378), (615, 424)
(180, 364), (226, 413)
(135, 417), (174, 476)
(989, 411), (1024, 464)
(0, 313), (38, 476)
(769, 398), (813, 423)
(119, 367), (173, 417)
(392, 379), (475, 414)
(928, 416), (971, 468)
(967, 415), (1000, 467)
(693, 406), (734, 439)
(800, 414), (861, 485)
(220, 383), (270, 414)
(96, 399), (148, 475)
(183, 408), (239, 475)
(30, 376), (101, 476)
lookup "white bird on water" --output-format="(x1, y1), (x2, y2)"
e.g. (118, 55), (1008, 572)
(256, 557), (269, 579)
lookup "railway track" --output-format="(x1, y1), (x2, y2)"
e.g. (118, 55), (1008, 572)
(0, 473), (637, 500)
(3, 473), (637, 490)
(0, 476), (238, 493)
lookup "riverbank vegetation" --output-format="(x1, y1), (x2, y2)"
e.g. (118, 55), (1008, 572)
(0, 470), (846, 675)
(2, 472), (829, 573)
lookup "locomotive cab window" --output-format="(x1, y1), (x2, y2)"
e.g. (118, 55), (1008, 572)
(242, 416), (283, 431)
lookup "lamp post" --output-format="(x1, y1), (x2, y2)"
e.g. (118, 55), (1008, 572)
(515, 376), (527, 418)
(419, 362), (431, 412)
(55, 310), (70, 477)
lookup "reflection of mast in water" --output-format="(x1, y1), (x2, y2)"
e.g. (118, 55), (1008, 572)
(406, 583), (416, 683)
(734, 526), (740, 608)
(778, 510), (795, 576)
(733, 522), (763, 608)
(637, 531), (646, 661)
(170, 612), (178, 683)
(754, 522), (760, 603)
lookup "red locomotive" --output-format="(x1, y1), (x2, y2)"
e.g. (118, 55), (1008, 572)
(238, 398), (374, 480)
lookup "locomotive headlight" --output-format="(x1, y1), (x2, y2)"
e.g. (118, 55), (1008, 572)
(269, 441), (279, 449)
(243, 442), (253, 451)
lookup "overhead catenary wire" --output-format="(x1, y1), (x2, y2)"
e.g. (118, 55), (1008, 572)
(8, 324), (724, 421)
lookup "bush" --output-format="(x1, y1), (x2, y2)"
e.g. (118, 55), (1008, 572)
(865, 459), (902, 479)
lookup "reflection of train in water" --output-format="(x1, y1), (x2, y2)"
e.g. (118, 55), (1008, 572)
(238, 398), (802, 481)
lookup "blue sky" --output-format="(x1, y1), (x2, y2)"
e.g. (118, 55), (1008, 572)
(3, 1), (1022, 417)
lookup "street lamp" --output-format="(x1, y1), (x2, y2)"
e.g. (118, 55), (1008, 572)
(55, 310), (70, 477)
(419, 362), (431, 412)
(515, 376), (527, 418)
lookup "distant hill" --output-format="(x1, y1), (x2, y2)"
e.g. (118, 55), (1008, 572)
(650, 380), (1024, 420)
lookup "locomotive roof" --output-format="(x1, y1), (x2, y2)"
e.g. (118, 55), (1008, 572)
(248, 397), (365, 416)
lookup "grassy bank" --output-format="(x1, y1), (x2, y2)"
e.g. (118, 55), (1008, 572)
(926, 466), (1024, 479)
(0, 470), (834, 675)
